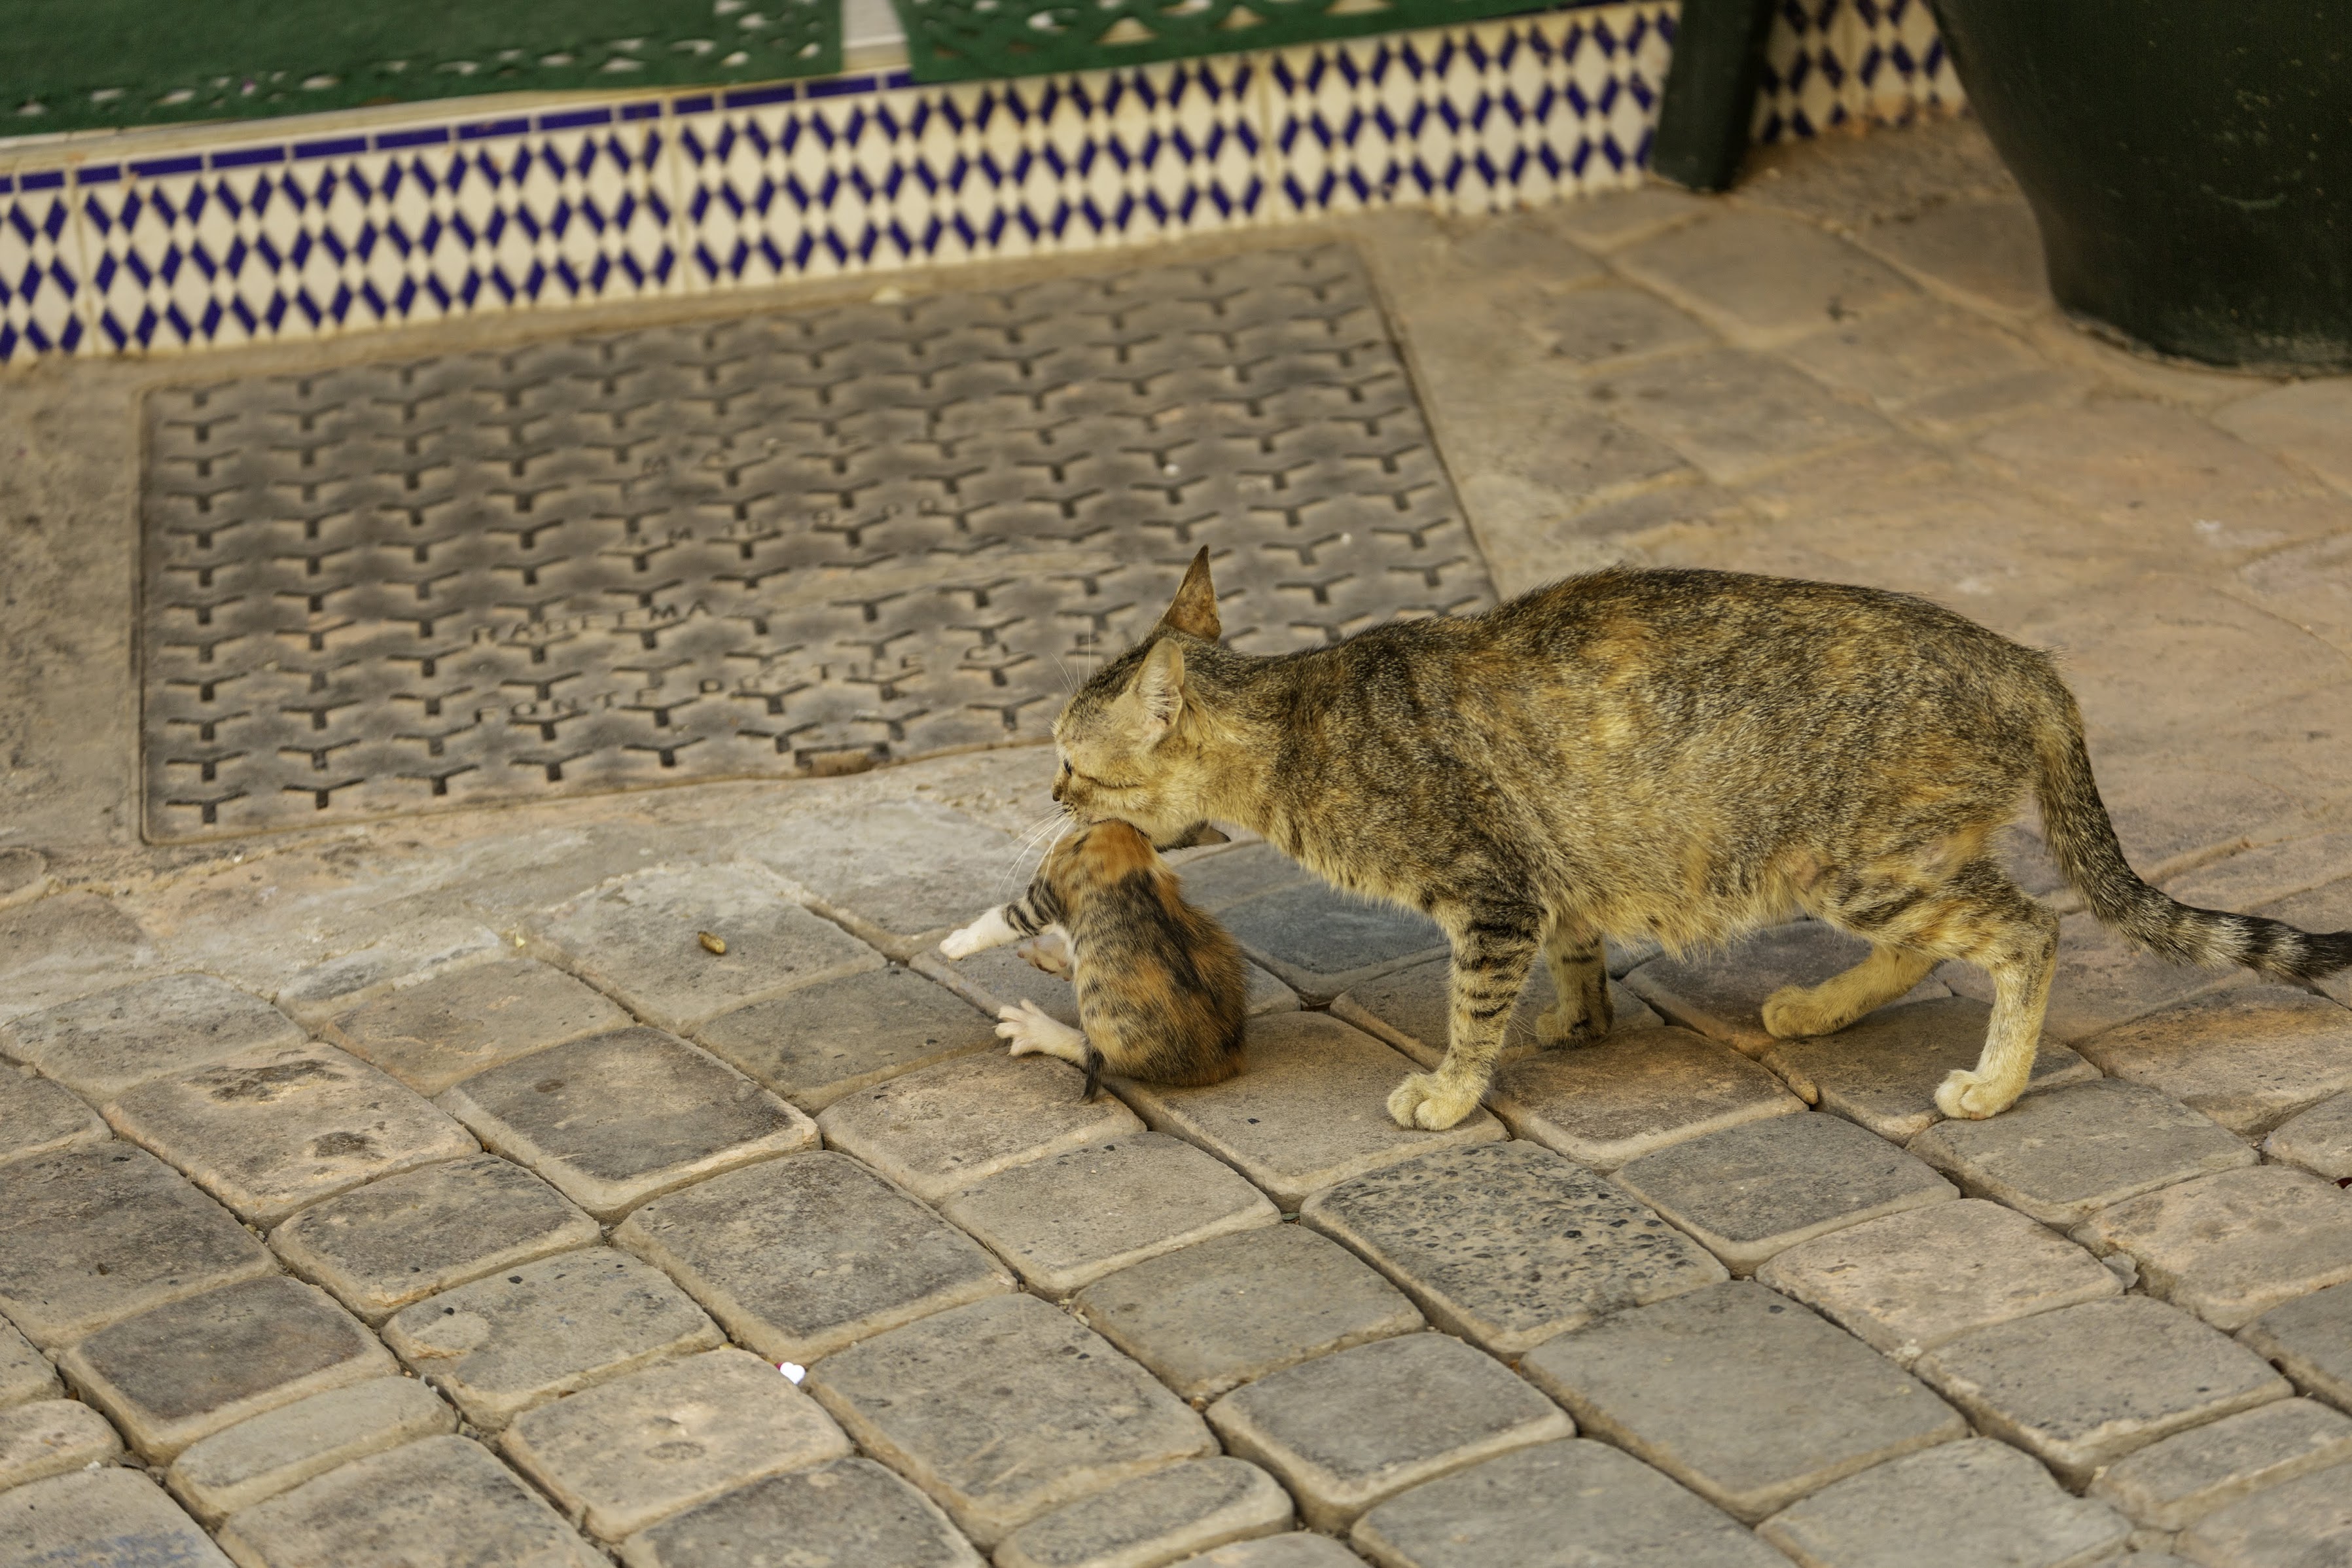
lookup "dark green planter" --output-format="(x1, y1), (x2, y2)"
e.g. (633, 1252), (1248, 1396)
(1927, 0), (2351, 372)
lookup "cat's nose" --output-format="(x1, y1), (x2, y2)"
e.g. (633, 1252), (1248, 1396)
(1050, 777), (1066, 803)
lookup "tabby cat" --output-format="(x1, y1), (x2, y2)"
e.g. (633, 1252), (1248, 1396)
(1046, 548), (2352, 1130)
(941, 818), (1249, 1097)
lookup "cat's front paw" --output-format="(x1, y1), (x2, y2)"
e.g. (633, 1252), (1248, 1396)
(940, 923), (988, 961)
(1017, 929), (1072, 978)
(1934, 1068), (2016, 1120)
(1385, 1071), (1483, 1131)
(1762, 984), (1841, 1039)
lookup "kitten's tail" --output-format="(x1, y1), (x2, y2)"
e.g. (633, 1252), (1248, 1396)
(2033, 688), (2352, 982)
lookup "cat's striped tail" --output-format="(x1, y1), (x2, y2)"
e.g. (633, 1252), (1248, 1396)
(2033, 690), (2352, 982)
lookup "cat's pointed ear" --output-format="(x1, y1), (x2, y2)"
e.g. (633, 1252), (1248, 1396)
(1157, 547), (1222, 641)
(1133, 637), (1188, 739)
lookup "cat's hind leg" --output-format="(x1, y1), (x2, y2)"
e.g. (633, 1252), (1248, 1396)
(1535, 921), (1613, 1047)
(996, 999), (1092, 1067)
(1762, 943), (1939, 1039)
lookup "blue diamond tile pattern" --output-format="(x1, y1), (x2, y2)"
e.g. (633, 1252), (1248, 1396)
(1752, 0), (1962, 144)
(0, 170), (87, 360)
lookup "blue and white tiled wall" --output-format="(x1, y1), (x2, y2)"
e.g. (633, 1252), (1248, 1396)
(0, 0), (1960, 366)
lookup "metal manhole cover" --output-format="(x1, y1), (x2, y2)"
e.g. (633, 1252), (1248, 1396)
(139, 243), (1495, 842)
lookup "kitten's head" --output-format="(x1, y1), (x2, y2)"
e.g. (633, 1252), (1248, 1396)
(1052, 548), (1225, 847)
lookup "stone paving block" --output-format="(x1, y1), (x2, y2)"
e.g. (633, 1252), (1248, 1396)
(1759, 995), (2100, 1141)
(938, 1132), (1279, 1297)
(1518, 1281), (1966, 1523)
(1173, 1539), (1361, 1568)
(748, 799), (1035, 946)
(1217, 882), (1446, 1003)
(1592, 349), (1897, 485)
(1756, 1437), (2130, 1568)
(0, 895), (160, 1032)
(0, 1321), (58, 1410)
(1171, 844), (1310, 913)
(1113, 1014), (1503, 1211)
(1944, 914), (2256, 1043)
(0, 1144), (276, 1349)
(1486, 1026), (1803, 1169)
(1300, 1141), (1726, 1355)
(615, 1152), (1011, 1364)
(1914, 1296), (2290, 1486)
(2089, 1397), (2352, 1532)
(164, 1375), (455, 1525)
(1614, 209), (1917, 346)
(994, 1457), (1292, 1568)
(2074, 988), (2352, 1137)
(0, 1067), (106, 1167)
(523, 863), (882, 1035)
(103, 1042), (478, 1226)
(1780, 301), (2058, 416)
(503, 1348), (851, 1541)
(1328, 954), (1661, 1071)
(321, 957), (632, 1096)
(383, 1249), (724, 1430)
(2075, 1166), (2352, 1331)
(1546, 185), (1706, 252)
(2213, 379), (2352, 497)
(0, 1399), (120, 1491)
(1622, 922), (1947, 1057)
(1529, 283), (1716, 369)
(817, 1050), (1142, 1202)
(615, 1455), (984, 1568)
(1072, 1224), (1425, 1402)
(804, 1292), (1215, 1548)
(217, 1434), (601, 1568)
(1852, 192), (2053, 317)
(270, 1152), (601, 1323)
(2239, 1284), (2352, 1412)
(0, 1467), (232, 1568)
(1907, 1078), (2256, 1228)
(0, 973), (303, 1101)
(58, 1275), (395, 1462)
(1350, 1438), (1791, 1568)
(272, 926), (508, 1031)
(1611, 1112), (1955, 1275)
(438, 1027), (815, 1219)
(1205, 1332), (1572, 1531)
(2175, 1459), (2352, 1567)
(2264, 1090), (2352, 1181)
(1755, 1199), (2120, 1366)
(694, 964), (996, 1111)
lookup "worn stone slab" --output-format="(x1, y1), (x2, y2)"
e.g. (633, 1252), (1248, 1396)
(1623, 923), (1947, 1057)
(747, 799), (1036, 946)
(2075, 1166), (2352, 1332)
(1171, 844), (1310, 913)
(0, 1321), (58, 1410)
(2090, 1397), (2352, 1532)
(164, 1375), (454, 1525)
(1113, 1014), (1503, 1211)
(1590, 349), (1897, 486)
(438, 1027), (815, 1220)
(1529, 283), (1715, 369)
(1907, 1078), (2256, 1228)
(615, 1455), (984, 1568)
(2213, 379), (2352, 497)
(1756, 1437), (2130, 1568)
(1072, 1224), (1425, 1402)
(1351, 1438), (1791, 1568)
(58, 1275), (394, 1462)
(938, 1132), (1279, 1298)
(1914, 1296), (2290, 1487)
(523, 863), (883, 1035)
(2266, 1091), (2352, 1180)
(694, 963), (996, 1111)
(1173, 1539), (1362, 1568)
(217, 1434), (601, 1568)
(1780, 300), (2061, 416)
(2075, 988), (2352, 1137)
(1519, 1281), (1965, 1523)
(0, 1067), (106, 1167)
(1330, 954), (1662, 1070)
(1614, 209), (1917, 346)
(504, 1348), (850, 1542)
(1217, 882), (1447, 1003)
(2239, 1284), (2352, 1412)
(0, 1467), (232, 1568)
(615, 1152), (1010, 1365)
(1300, 1141), (1726, 1356)
(1755, 1198), (2120, 1366)
(102, 1042), (477, 1227)
(0, 1144), (276, 1349)
(272, 927), (508, 1031)
(1487, 1026), (1803, 1169)
(817, 1050), (1143, 1203)
(1611, 1112), (1955, 1275)
(1545, 185), (1706, 253)
(1205, 1332), (1572, 1531)
(1760, 995), (2100, 1140)
(2176, 1459), (2352, 1567)
(0, 1399), (120, 1491)
(270, 1152), (601, 1323)
(805, 1292), (1215, 1548)
(383, 1249), (724, 1430)
(321, 957), (632, 1096)
(0, 973), (303, 1101)
(994, 1457), (1292, 1568)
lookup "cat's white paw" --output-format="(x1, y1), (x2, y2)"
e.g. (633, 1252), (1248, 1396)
(1762, 984), (1842, 1039)
(996, 1000), (1060, 1058)
(1385, 1070), (1483, 1131)
(1018, 929), (1073, 978)
(1934, 1068), (2014, 1120)
(940, 925), (986, 960)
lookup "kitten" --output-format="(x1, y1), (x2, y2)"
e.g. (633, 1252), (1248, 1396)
(1045, 548), (2352, 1131)
(941, 818), (1249, 1097)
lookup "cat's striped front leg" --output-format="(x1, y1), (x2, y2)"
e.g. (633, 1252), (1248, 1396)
(1387, 903), (1539, 1130)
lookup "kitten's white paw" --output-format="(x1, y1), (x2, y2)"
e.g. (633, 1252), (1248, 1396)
(996, 1000), (1060, 1058)
(1934, 1068), (2014, 1120)
(1018, 929), (1072, 978)
(940, 925), (986, 960)
(1762, 984), (1842, 1039)
(1385, 1071), (1483, 1131)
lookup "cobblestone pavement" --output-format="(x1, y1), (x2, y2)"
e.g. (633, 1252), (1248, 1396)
(5, 114), (2352, 1568)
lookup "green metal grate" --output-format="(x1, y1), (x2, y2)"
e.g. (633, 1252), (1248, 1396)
(888, 0), (1567, 81)
(7, 0), (840, 134)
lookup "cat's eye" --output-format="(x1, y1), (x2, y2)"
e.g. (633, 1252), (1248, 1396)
(1067, 766), (1140, 791)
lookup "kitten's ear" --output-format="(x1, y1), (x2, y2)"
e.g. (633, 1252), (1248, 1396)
(1132, 637), (1188, 739)
(1158, 547), (1222, 642)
